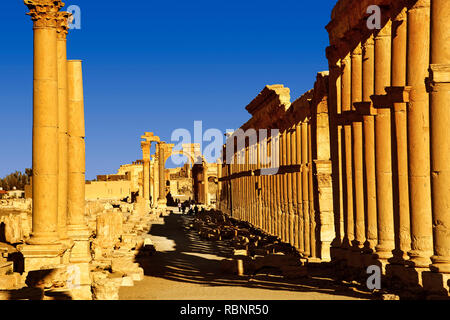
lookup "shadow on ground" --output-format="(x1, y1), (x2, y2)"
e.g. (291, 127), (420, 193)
(134, 212), (373, 300)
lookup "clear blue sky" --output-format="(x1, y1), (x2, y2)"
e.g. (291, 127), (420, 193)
(0, 0), (335, 180)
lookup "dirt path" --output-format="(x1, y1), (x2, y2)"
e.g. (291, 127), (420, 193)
(119, 212), (369, 300)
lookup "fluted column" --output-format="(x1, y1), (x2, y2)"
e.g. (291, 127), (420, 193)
(373, 20), (395, 264)
(430, 0), (450, 273)
(406, 0), (433, 268)
(56, 12), (70, 241)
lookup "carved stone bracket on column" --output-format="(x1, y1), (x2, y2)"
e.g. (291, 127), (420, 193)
(371, 86), (412, 111)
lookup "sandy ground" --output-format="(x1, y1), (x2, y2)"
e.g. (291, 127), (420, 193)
(119, 210), (370, 300)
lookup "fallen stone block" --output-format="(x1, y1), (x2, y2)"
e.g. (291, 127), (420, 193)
(0, 274), (21, 290)
(25, 265), (70, 290)
(92, 278), (120, 300)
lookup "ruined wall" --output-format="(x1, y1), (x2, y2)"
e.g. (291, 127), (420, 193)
(85, 180), (132, 201)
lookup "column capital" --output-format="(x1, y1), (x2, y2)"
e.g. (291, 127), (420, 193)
(408, 0), (430, 10)
(362, 35), (374, 49)
(429, 64), (450, 84)
(24, 0), (64, 28)
(354, 101), (377, 116)
(351, 43), (362, 57)
(56, 11), (70, 39)
(393, 7), (408, 21)
(374, 20), (392, 39)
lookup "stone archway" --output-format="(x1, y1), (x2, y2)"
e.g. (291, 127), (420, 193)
(163, 144), (209, 206)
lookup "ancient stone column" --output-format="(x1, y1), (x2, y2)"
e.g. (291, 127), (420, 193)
(153, 155), (159, 206)
(203, 162), (208, 206)
(390, 8), (411, 264)
(158, 142), (166, 206)
(25, 0), (62, 246)
(280, 130), (287, 242)
(296, 124), (304, 254)
(290, 125), (298, 249)
(19, 0), (68, 271)
(66, 60), (92, 298)
(307, 120), (316, 258)
(406, 0), (433, 268)
(56, 12), (70, 241)
(429, 0), (450, 273)
(361, 35), (377, 261)
(141, 141), (151, 211)
(301, 121), (310, 256)
(341, 52), (354, 257)
(276, 137), (282, 238)
(67, 60), (90, 255)
(351, 43), (365, 262)
(327, 54), (344, 260)
(373, 20), (395, 265)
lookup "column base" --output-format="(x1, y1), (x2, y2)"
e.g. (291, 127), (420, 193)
(17, 243), (68, 272)
(67, 227), (91, 264)
(430, 256), (450, 274)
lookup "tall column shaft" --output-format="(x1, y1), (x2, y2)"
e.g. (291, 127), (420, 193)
(361, 36), (377, 255)
(291, 125), (298, 249)
(430, 0), (450, 273)
(301, 121), (310, 256)
(407, 0), (433, 267)
(391, 8), (411, 263)
(374, 20), (395, 262)
(342, 53), (354, 252)
(158, 143), (166, 204)
(67, 61), (86, 230)
(351, 44), (365, 254)
(28, 4), (60, 245)
(56, 12), (70, 241)
(280, 131), (286, 242)
(308, 121), (316, 258)
(296, 124), (304, 253)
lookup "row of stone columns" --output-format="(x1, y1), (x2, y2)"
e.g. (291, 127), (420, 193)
(327, 0), (450, 285)
(19, 0), (91, 295)
(219, 101), (332, 261)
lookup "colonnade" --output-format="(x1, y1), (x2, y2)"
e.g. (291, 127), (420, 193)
(218, 0), (450, 292)
(218, 81), (334, 261)
(325, 0), (450, 288)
